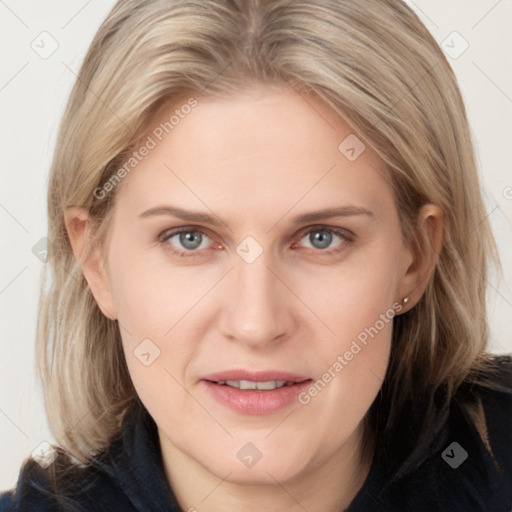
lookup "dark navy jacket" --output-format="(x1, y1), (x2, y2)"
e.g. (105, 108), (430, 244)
(1, 357), (511, 511)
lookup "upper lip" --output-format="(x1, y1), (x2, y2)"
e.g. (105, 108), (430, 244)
(202, 370), (311, 383)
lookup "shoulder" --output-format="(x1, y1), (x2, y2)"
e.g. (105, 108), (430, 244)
(0, 446), (134, 512)
(351, 355), (512, 511)
(0, 403), (176, 512)
(395, 355), (512, 510)
(467, 355), (512, 477)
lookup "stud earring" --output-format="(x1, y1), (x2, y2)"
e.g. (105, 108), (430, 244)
(402, 296), (409, 304)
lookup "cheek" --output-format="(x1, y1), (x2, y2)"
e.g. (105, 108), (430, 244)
(107, 243), (220, 409)
(299, 242), (400, 413)
(307, 240), (400, 342)
(115, 263), (198, 423)
(108, 238), (212, 337)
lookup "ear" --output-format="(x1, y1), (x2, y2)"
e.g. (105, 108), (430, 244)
(64, 206), (117, 320)
(397, 204), (443, 312)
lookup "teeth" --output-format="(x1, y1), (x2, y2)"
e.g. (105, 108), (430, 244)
(222, 380), (288, 390)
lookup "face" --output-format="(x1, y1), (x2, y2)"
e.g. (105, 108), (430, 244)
(97, 84), (413, 485)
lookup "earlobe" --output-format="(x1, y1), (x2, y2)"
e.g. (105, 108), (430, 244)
(64, 207), (117, 320)
(397, 204), (443, 312)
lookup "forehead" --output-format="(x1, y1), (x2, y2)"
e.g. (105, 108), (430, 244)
(113, 85), (394, 224)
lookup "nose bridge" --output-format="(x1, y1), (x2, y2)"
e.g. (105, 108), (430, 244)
(219, 246), (291, 346)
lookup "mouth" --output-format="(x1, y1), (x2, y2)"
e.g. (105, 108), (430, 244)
(209, 379), (304, 390)
(200, 370), (313, 414)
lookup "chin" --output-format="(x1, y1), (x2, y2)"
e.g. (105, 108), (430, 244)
(194, 438), (314, 486)
(217, 458), (308, 486)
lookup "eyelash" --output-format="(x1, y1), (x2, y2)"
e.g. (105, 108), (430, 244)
(157, 225), (355, 259)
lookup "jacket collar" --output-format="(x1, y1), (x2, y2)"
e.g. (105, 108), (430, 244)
(98, 403), (181, 511)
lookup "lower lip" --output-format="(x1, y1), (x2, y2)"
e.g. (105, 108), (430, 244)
(201, 380), (312, 415)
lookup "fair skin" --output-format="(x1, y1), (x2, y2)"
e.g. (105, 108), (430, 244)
(65, 84), (442, 512)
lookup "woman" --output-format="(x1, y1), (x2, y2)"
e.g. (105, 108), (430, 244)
(1, 0), (511, 510)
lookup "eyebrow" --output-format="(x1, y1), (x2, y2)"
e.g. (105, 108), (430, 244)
(138, 205), (374, 228)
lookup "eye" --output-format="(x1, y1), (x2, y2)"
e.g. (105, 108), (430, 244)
(158, 225), (354, 259)
(158, 227), (213, 257)
(294, 226), (353, 254)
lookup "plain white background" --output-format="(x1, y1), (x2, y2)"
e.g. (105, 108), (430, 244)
(1, 0), (511, 491)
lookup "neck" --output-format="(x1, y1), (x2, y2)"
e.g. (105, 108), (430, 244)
(158, 422), (374, 512)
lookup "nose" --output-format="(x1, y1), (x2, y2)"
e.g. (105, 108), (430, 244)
(218, 250), (295, 350)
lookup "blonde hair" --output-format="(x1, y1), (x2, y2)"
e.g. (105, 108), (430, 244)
(38, 0), (501, 466)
